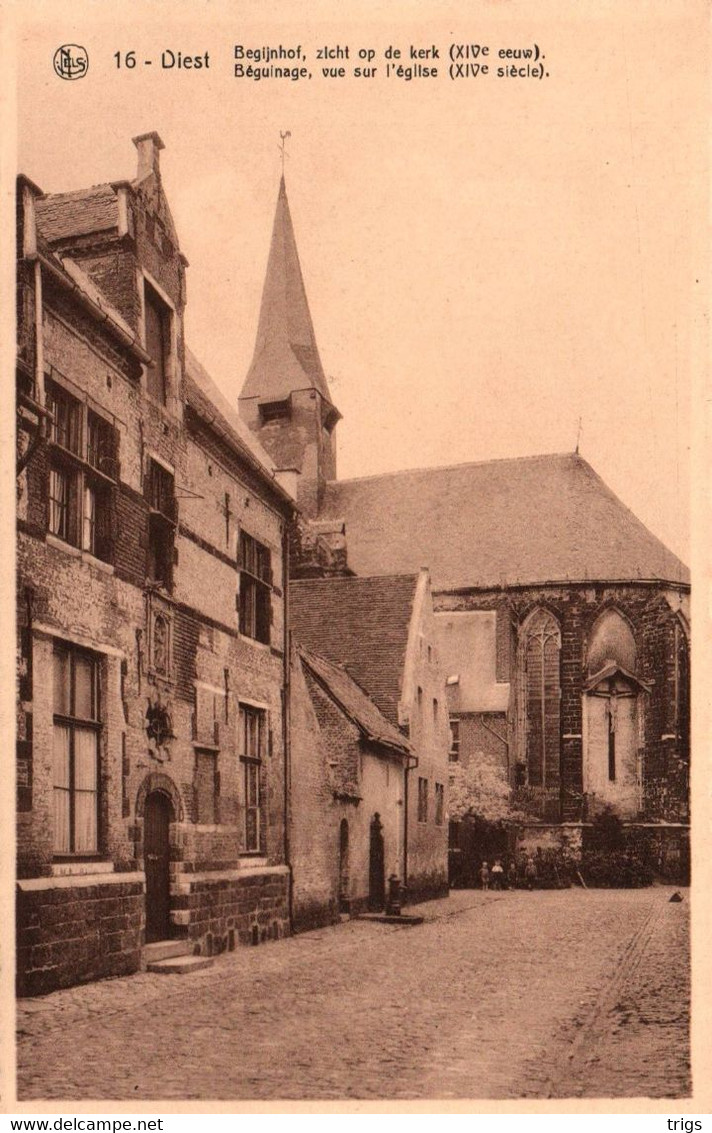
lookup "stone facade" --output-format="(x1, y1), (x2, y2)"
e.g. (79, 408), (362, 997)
(16, 137), (295, 994)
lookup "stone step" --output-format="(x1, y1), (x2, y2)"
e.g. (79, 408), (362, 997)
(357, 912), (424, 926)
(147, 955), (215, 975)
(143, 939), (193, 963)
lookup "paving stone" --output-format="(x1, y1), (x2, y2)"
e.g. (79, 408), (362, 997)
(16, 887), (689, 1100)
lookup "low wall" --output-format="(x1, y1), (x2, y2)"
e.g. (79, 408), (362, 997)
(16, 873), (144, 997)
(171, 865), (291, 955)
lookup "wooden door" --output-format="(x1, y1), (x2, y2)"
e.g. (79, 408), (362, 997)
(144, 791), (173, 943)
(369, 813), (385, 911)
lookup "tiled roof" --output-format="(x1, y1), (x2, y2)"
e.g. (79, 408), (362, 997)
(299, 647), (412, 756)
(290, 574), (419, 724)
(240, 178), (335, 408)
(321, 453), (689, 590)
(36, 185), (118, 242)
(184, 348), (295, 500)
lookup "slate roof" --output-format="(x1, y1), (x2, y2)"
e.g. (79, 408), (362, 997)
(35, 185), (119, 243)
(290, 574), (419, 724)
(321, 453), (689, 590)
(184, 347), (289, 489)
(240, 178), (336, 409)
(299, 647), (412, 757)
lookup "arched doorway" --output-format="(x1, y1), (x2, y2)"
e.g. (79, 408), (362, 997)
(338, 819), (350, 913)
(368, 813), (385, 911)
(144, 790), (174, 942)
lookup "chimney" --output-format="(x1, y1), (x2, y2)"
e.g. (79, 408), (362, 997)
(132, 132), (165, 181)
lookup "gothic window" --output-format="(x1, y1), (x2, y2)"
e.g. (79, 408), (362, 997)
(522, 609), (561, 788)
(587, 609), (637, 675)
(673, 619), (690, 764)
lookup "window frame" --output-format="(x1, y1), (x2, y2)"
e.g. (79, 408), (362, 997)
(238, 703), (266, 853)
(45, 378), (118, 564)
(417, 776), (429, 824)
(448, 715), (461, 763)
(434, 782), (445, 826)
(238, 531), (272, 645)
(146, 458), (177, 591)
(52, 643), (102, 857)
(143, 279), (172, 407)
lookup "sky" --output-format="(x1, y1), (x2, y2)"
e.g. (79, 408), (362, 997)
(11, 0), (707, 563)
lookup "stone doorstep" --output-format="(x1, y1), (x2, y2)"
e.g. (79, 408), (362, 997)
(142, 939), (193, 964)
(146, 955), (214, 975)
(356, 913), (425, 926)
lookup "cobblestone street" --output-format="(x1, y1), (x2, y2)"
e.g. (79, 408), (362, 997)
(17, 887), (690, 1101)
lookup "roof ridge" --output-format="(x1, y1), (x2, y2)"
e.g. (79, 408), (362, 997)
(38, 182), (115, 202)
(290, 572), (419, 585)
(326, 450), (578, 487)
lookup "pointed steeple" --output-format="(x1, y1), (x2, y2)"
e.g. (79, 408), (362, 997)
(241, 178), (336, 411)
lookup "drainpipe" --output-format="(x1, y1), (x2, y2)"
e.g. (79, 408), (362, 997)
(281, 518), (294, 933)
(402, 752), (418, 895)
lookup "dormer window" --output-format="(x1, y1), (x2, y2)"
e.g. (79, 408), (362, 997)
(144, 281), (171, 406)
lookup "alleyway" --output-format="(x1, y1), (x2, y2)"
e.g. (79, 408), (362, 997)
(17, 887), (689, 1101)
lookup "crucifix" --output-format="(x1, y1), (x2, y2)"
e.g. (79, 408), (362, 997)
(279, 131), (291, 175)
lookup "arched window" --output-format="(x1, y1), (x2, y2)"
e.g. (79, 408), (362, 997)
(587, 609), (637, 676)
(522, 609), (561, 788)
(673, 618), (690, 764)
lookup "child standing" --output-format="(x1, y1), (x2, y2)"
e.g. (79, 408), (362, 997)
(479, 860), (490, 890)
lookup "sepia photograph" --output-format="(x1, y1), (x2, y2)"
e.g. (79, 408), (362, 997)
(3, 0), (707, 1113)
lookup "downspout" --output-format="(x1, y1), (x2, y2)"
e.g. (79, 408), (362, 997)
(402, 751), (418, 896)
(281, 518), (294, 934)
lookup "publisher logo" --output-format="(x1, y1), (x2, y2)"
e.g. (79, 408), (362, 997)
(53, 45), (89, 80)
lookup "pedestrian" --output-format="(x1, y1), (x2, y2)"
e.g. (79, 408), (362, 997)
(507, 857), (517, 890)
(490, 858), (504, 890)
(479, 860), (489, 891)
(525, 853), (537, 890)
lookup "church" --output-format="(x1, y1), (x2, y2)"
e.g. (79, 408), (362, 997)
(238, 174), (691, 876)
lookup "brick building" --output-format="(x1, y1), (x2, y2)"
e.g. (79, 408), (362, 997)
(290, 572), (451, 910)
(15, 135), (296, 995)
(289, 643), (414, 930)
(237, 177), (690, 877)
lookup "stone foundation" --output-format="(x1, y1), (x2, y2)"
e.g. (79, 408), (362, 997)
(171, 864), (291, 955)
(16, 872), (144, 997)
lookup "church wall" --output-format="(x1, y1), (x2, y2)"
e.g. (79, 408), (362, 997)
(434, 583), (690, 826)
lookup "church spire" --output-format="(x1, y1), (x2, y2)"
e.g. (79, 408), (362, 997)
(240, 177), (337, 411)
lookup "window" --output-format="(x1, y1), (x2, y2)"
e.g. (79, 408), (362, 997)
(194, 749), (218, 825)
(435, 782), (444, 825)
(146, 460), (176, 590)
(144, 282), (171, 405)
(239, 704), (266, 852)
(46, 380), (117, 562)
(449, 716), (460, 762)
(239, 531), (272, 644)
(522, 609), (561, 788)
(52, 644), (100, 854)
(673, 620), (690, 765)
(417, 776), (429, 823)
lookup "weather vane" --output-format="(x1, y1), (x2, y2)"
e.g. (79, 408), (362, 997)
(279, 131), (291, 175)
